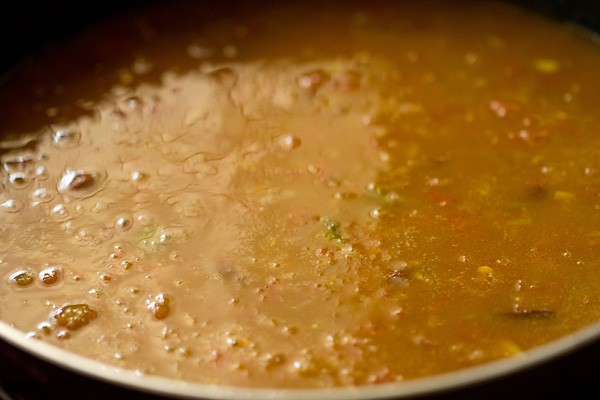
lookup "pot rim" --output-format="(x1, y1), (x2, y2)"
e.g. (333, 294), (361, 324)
(2, 317), (600, 399)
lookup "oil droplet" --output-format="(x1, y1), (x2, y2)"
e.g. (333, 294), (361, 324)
(52, 129), (81, 148)
(58, 169), (107, 198)
(115, 216), (133, 231)
(1, 199), (23, 213)
(9, 270), (35, 287)
(53, 304), (98, 330)
(39, 265), (63, 286)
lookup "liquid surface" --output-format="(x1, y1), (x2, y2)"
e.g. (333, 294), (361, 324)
(1, 0), (600, 389)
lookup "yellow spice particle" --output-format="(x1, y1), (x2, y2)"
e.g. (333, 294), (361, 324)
(534, 59), (560, 73)
(478, 266), (494, 275)
(554, 191), (576, 200)
(499, 339), (523, 356)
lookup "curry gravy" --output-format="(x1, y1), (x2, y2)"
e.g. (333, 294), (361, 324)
(1, 0), (600, 389)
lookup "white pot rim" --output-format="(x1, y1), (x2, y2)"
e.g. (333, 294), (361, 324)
(2, 318), (600, 399)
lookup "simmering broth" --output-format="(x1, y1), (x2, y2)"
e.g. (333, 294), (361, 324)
(1, 0), (600, 389)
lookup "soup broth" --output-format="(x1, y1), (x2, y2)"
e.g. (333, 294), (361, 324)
(1, 0), (600, 389)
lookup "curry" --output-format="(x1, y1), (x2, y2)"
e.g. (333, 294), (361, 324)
(1, 0), (600, 389)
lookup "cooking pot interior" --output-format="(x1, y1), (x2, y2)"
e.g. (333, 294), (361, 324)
(1, 1), (600, 399)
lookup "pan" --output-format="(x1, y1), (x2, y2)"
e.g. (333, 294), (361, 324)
(1, 1), (600, 399)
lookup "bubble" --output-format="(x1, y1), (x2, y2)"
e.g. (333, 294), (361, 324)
(124, 96), (143, 111)
(297, 69), (330, 94)
(207, 67), (238, 87)
(73, 203), (85, 215)
(379, 152), (391, 163)
(1, 199), (23, 213)
(119, 68), (134, 85)
(9, 270), (35, 287)
(464, 52), (479, 65)
(37, 322), (52, 335)
(109, 109), (127, 133)
(51, 203), (70, 220)
(333, 70), (362, 91)
(39, 265), (63, 286)
(35, 165), (48, 180)
(2, 154), (35, 174)
(58, 169), (107, 198)
(340, 244), (354, 254)
(369, 209), (382, 219)
(147, 293), (171, 320)
(130, 171), (147, 182)
(132, 57), (153, 75)
(92, 202), (108, 213)
(223, 45), (238, 59)
(56, 330), (71, 340)
(46, 107), (59, 117)
(159, 227), (187, 243)
(115, 216), (133, 232)
(187, 40), (214, 59)
(278, 134), (301, 150)
(385, 191), (400, 203)
(9, 172), (31, 189)
(135, 213), (154, 226)
(52, 129), (81, 148)
(60, 221), (73, 232)
(31, 187), (55, 204)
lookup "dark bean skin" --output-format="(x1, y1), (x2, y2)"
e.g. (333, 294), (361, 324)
(500, 309), (556, 320)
